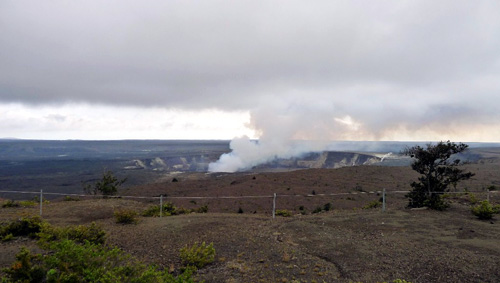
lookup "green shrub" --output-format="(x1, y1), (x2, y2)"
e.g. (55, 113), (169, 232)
(18, 200), (37, 207)
(38, 222), (106, 246)
(311, 203), (334, 214)
(312, 206), (323, 214)
(176, 207), (193, 215)
(363, 200), (382, 209)
(467, 192), (479, 204)
(142, 202), (207, 217)
(3, 247), (46, 282)
(471, 200), (500, 220)
(275, 209), (292, 217)
(298, 205), (307, 215)
(114, 209), (138, 224)
(0, 216), (44, 240)
(1, 233), (14, 242)
(323, 202), (333, 211)
(3, 240), (195, 283)
(196, 205), (208, 213)
(142, 202), (177, 217)
(179, 242), (216, 269)
(63, 196), (80, 201)
(2, 200), (20, 208)
(83, 170), (126, 196)
(486, 185), (498, 191)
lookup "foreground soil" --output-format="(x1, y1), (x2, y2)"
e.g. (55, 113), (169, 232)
(1, 196), (500, 283)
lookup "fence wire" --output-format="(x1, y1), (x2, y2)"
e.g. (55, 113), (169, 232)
(1, 189), (498, 218)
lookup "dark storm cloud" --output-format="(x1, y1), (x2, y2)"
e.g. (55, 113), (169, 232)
(1, 0), (500, 141)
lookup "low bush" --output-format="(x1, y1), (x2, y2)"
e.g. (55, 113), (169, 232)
(196, 205), (208, 213)
(486, 185), (498, 191)
(38, 222), (106, 246)
(298, 205), (307, 215)
(323, 202), (333, 211)
(312, 203), (334, 214)
(0, 216), (44, 241)
(312, 206), (323, 214)
(179, 242), (216, 269)
(363, 200), (382, 209)
(2, 240), (195, 283)
(114, 209), (138, 224)
(2, 200), (20, 208)
(63, 196), (80, 201)
(467, 192), (479, 205)
(275, 209), (292, 217)
(142, 202), (177, 217)
(0, 216), (106, 245)
(18, 200), (37, 207)
(471, 200), (500, 220)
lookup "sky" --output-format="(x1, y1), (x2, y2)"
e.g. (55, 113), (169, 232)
(1, 0), (500, 143)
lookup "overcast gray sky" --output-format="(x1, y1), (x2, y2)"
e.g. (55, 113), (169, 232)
(1, 0), (499, 141)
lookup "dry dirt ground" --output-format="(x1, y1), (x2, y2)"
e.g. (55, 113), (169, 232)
(1, 153), (500, 282)
(2, 199), (500, 283)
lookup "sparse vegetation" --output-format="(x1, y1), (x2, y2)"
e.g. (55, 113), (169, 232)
(2, 240), (195, 283)
(196, 205), (208, 213)
(323, 202), (333, 211)
(0, 216), (196, 282)
(467, 192), (479, 205)
(311, 203), (333, 214)
(179, 242), (216, 269)
(486, 185), (498, 191)
(363, 200), (382, 209)
(142, 202), (207, 217)
(403, 141), (474, 210)
(298, 205), (307, 215)
(37, 222), (106, 246)
(142, 202), (177, 217)
(275, 209), (292, 217)
(114, 209), (138, 224)
(1, 200), (20, 208)
(83, 170), (126, 196)
(63, 196), (81, 201)
(471, 200), (500, 220)
(18, 200), (37, 207)
(0, 216), (44, 241)
(0, 216), (106, 245)
(312, 206), (323, 214)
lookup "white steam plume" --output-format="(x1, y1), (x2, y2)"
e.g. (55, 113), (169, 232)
(208, 136), (327, 172)
(208, 99), (365, 172)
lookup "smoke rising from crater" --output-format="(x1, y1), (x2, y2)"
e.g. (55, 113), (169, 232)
(208, 100), (370, 172)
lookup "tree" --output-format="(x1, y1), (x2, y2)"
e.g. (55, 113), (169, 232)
(402, 141), (474, 210)
(84, 170), (126, 196)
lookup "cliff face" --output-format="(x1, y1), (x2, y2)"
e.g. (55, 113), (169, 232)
(123, 151), (380, 172)
(253, 151), (380, 170)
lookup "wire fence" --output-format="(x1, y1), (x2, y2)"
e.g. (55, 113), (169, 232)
(1, 189), (498, 219)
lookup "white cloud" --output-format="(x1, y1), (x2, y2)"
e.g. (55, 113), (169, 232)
(0, 1), (499, 143)
(0, 103), (253, 140)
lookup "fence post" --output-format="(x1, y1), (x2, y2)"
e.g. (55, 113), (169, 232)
(40, 189), (43, 216)
(272, 193), (276, 219)
(160, 195), (163, 218)
(487, 190), (490, 202)
(382, 188), (386, 212)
